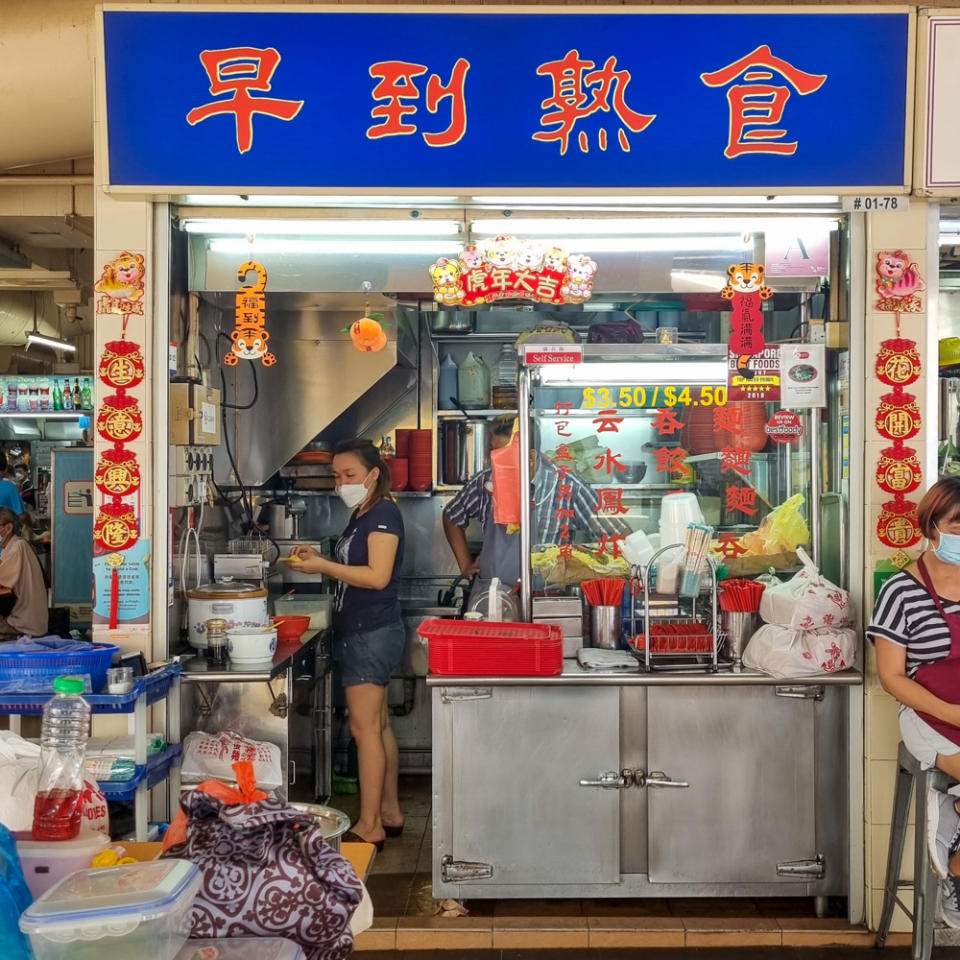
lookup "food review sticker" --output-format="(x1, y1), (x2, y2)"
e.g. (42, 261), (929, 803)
(781, 344), (827, 408)
(765, 411), (804, 444)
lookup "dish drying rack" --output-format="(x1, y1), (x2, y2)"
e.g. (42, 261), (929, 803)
(625, 543), (724, 673)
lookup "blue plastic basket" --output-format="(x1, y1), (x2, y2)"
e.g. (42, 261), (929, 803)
(0, 643), (119, 694)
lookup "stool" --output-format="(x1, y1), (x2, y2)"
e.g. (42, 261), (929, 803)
(877, 741), (958, 959)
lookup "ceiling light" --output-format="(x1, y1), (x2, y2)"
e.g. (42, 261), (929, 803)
(208, 238), (462, 256)
(182, 218), (461, 236)
(469, 217), (838, 237)
(25, 333), (76, 353)
(470, 194), (841, 206)
(182, 194), (460, 207)
(539, 361), (727, 385)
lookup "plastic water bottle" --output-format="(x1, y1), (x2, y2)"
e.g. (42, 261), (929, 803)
(32, 677), (91, 841)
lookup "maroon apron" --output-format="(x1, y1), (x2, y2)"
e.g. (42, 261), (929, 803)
(914, 554), (960, 746)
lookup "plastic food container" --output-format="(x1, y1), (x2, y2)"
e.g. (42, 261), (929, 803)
(176, 939), (305, 960)
(15, 830), (111, 899)
(20, 859), (201, 960)
(419, 619), (563, 676)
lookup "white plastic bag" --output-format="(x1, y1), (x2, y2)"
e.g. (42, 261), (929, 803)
(181, 730), (283, 789)
(743, 622), (857, 680)
(0, 732), (108, 834)
(759, 548), (853, 630)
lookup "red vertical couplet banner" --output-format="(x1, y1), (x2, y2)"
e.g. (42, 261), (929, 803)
(871, 255), (925, 551)
(92, 252), (148, 624)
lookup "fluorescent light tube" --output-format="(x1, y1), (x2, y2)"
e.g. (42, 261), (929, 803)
(538, 361), (727, 385)
(470, 195), (840, 206)
(183, 194), (460, 206)
(182, 218), (461, 236)
(470, 217), (839, 237)
(208, 238), (463, 256)
(25, 333), (76, 353)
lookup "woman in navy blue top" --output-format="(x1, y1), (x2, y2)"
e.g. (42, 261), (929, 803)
(291, 439), (405, 848)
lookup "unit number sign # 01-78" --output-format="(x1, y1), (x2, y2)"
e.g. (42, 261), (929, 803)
(581, 385), (728, 409)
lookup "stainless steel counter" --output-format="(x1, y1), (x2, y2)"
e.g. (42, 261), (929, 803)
(432, 671), (853, 901)
(179, 630), (332, 802)
(427, 662), (863, 687)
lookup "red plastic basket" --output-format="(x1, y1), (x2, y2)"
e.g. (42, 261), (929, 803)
(419, 619), (563, 676)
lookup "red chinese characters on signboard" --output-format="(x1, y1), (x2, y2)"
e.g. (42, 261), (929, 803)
(367, 58), (470, 146)
(186, 47), (305, 153)
(700, 44), (827, 159)
(534, 49), (656, 155)
(725, 485), (759, 516)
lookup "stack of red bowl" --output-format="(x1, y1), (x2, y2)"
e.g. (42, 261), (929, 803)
(390, 458), (409, 491)
(408, 430), (433, 491)
(395, 429), (412, 459)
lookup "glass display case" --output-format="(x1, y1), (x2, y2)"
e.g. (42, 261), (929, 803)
(517, 344), (827, 625)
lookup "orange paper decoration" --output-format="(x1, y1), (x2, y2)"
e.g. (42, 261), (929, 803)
(350, 316), (387, 353)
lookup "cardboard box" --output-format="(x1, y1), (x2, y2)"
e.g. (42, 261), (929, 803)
(169, 383), (221, 446)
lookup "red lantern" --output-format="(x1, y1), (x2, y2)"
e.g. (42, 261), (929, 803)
(97, 394), (143, 444)
(95, 449), (142, 497)
(93, 502), (140, 552)
(875, 446), (922, 496)
(875, 392), (921, 441)
(98, 339), (145, 389)
(877, 499), (921, 549)
(875, 338), (921, 387)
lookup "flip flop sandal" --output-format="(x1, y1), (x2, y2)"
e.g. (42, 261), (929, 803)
(343, 828), (385, 852)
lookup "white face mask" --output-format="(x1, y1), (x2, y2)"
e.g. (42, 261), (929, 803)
(337, 471), (374, 510)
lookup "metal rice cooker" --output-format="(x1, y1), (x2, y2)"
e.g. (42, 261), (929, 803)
(187, 579), (268, 649)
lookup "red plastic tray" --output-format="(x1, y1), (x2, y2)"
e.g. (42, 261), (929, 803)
(419, 619), (563, 676)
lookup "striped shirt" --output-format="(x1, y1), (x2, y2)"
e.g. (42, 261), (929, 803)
(444, 459), (621, 544)
(866, 571), (957, 678)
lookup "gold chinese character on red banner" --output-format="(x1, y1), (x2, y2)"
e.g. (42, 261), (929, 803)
(93, 502), (139, 552)
(95, 449), (142, 497)
(98, 339), (145, 389)
(97, 394), (143, 444)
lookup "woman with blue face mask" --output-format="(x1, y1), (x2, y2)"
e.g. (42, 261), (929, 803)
(869, 477), (960, 927)
(290, 439), (405, 849)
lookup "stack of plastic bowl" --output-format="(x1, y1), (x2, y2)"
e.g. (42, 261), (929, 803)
(659, 492), (705, 549)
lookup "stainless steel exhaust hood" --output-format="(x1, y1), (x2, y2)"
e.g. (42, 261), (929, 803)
(198, 294), (418, 487)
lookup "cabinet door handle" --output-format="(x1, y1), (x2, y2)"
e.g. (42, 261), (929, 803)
(645, 770), (689, 789)
(579, 770), (630, 789)
(775, 685), (825, 701)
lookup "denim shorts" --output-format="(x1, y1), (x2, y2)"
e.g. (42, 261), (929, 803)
(334, 621), (405, 687)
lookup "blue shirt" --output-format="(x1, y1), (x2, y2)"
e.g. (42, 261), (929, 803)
(0, 480), (24, 516)
(333, 499), (404, 632)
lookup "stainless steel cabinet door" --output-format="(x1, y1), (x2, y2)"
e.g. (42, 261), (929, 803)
(443, 685), (620, 885)
(647, 685), (815, 884)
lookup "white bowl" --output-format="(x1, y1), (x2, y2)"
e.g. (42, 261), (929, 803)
(227, 627), (277, 664)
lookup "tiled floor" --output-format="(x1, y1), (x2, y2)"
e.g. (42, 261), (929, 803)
(335, 775), (913, 952)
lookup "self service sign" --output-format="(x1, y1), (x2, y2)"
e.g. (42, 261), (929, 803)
(99, 7), (911, 191)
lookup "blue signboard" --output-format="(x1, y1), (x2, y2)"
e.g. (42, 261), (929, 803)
(101, 10), (909, 190)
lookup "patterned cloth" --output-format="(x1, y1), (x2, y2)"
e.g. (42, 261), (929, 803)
(162, 791), (363, 960)
(445, 459), (621, 544)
